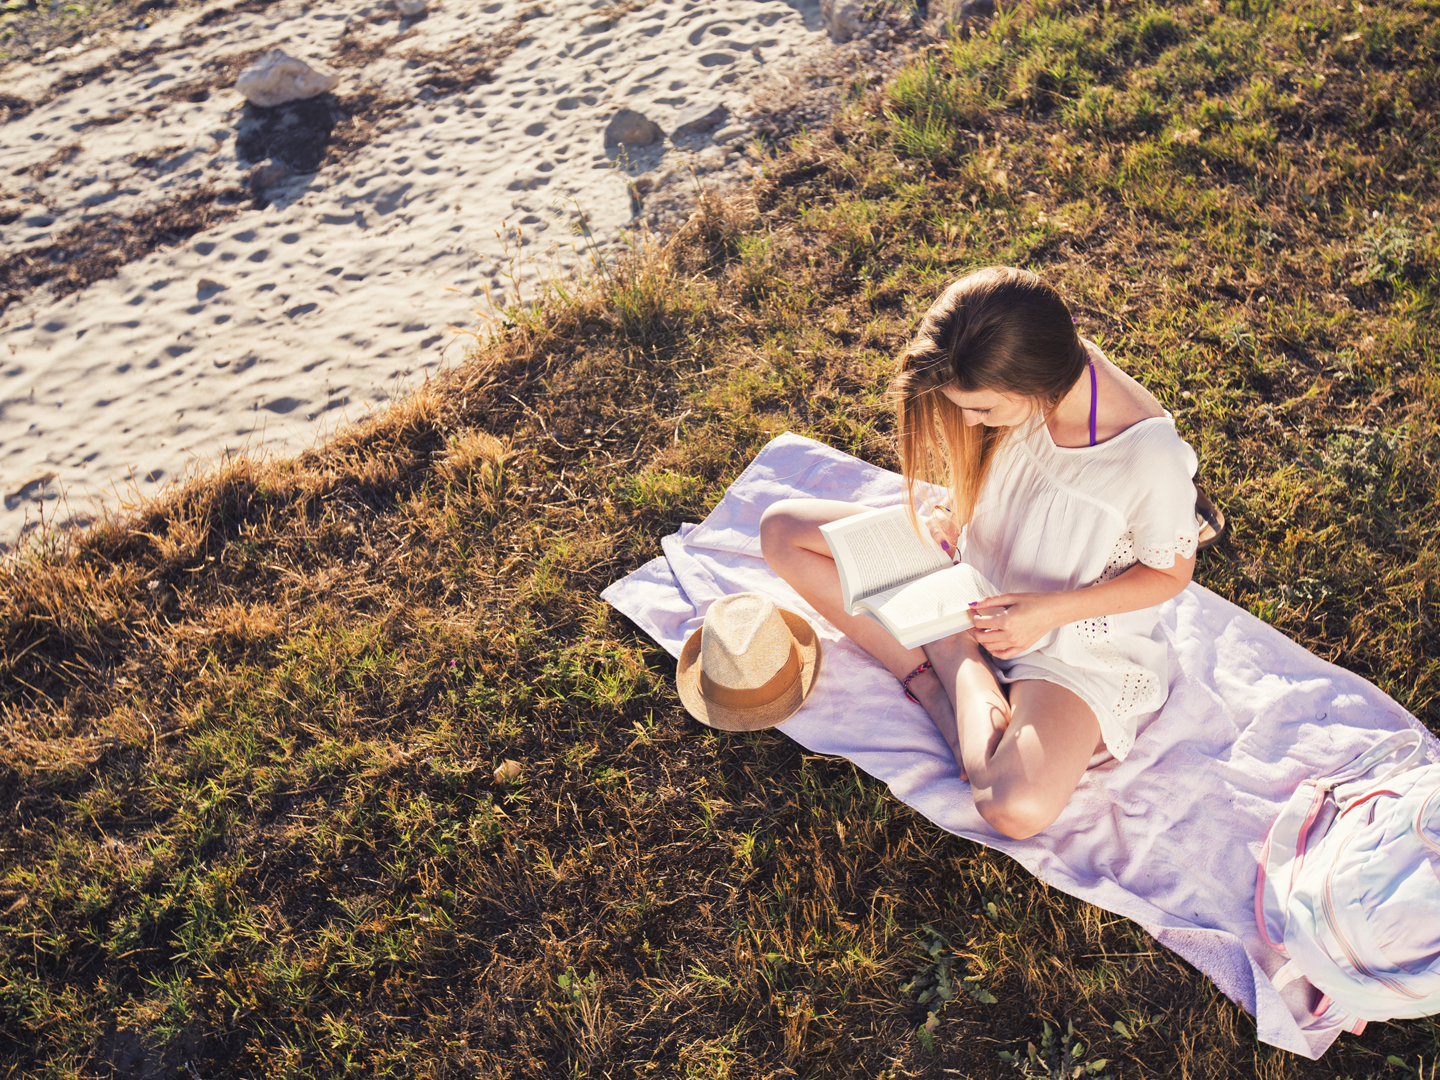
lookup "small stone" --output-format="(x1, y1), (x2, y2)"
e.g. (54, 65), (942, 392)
(672, 102), (728, 140)
(820, 0), (867, 41)
(710, 123), (748, 145)
(635, 168), (676, 194)
(493, 759), (524, 783)
(235, 49), (338, 108)
(695, 145), (726, 171)
(246, 158), (294, 189)
(603, 107), (664, 150)
(397, 0), (427, 14)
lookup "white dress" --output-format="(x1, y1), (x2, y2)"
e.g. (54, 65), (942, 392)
(959, 412), (1200, 761)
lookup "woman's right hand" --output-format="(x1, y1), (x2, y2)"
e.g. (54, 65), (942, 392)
(923, 500), (961, 561)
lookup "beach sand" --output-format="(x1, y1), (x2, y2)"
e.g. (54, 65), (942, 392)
(0, 0), (913, 547)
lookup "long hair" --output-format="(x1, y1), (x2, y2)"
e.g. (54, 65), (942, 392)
(890, 266), (1088, 533)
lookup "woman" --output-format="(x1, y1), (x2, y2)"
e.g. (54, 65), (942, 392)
(759, 266), (1200, 839)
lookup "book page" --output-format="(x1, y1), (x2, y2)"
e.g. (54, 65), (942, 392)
(863, 563), (997, 635)
(822, 507), (951, 605)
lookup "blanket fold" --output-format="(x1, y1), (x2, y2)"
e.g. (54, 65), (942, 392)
(600, 431), (1439, 1059)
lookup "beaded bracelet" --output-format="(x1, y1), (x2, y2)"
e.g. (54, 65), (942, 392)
(901, 659), (933, 704)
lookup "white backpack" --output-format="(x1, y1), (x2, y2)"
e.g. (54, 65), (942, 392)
(1256, 729), (1440, 1035)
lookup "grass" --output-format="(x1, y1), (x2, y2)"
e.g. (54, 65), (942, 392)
(2, 0), (1439, 1075)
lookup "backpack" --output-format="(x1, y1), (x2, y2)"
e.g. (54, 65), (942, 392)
(1256, 729), (1440, 1035)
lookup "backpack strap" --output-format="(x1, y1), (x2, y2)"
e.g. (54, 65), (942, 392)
(1419, 787), (1440, 857)
(1257, 780), (1329, 954)
(1332, 731), (1425, 810)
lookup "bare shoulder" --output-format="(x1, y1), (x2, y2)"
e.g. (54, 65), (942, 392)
(1082, 338), (1166, 425)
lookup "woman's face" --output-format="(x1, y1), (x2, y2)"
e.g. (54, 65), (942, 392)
(939, 384), (1037, 428)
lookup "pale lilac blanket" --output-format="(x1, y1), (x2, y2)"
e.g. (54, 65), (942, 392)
(599, 431), (1439, 1058)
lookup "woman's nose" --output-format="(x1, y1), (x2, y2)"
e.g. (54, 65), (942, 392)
(962, 411), (986, 427)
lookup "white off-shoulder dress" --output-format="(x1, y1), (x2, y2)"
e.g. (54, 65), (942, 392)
(959, 412), (1200, 761)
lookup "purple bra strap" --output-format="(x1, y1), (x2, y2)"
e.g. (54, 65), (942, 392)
(1088, 359), (1098, 447)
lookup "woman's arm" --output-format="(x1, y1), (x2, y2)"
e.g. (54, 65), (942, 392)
(969, 554), (1196, 660)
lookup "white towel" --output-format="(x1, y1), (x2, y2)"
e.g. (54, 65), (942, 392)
(600, 431), (1439, 1059)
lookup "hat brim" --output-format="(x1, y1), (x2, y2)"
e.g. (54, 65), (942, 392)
(675, 608), (822, 732)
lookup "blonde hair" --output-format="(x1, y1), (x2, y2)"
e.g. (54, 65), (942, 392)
(890, 266), (1088, 532)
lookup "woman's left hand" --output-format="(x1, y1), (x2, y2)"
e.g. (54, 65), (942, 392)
(922, 499), (961, 560)
(969, 592), (1068, 659)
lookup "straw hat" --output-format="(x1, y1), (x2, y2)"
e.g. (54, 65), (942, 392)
(676, 592), (822, 731)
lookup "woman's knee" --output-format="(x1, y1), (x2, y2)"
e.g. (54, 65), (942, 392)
(758, 500), (808, 563)
(760, 500), (873, 577)
(973, 788), (1062, 840)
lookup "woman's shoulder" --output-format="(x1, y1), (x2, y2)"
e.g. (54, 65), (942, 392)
(1085, 340), (1169, 436)
(1108, 416), (1198, 474)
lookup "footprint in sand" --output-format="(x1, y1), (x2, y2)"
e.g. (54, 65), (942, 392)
(4, 471), (57, 511)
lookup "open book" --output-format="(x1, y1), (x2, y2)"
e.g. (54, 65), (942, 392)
(818, 504), (999, 650)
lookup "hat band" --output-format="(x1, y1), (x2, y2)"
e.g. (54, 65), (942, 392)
(699, 642), (800, 711)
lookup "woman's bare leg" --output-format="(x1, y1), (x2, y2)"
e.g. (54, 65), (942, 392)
(758, 499), (959, 761)
(922, 632), (1100, 838)
(759, 498), (1098, 834)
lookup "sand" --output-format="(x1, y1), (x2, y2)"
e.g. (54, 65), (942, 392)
(0, 0), (913, 548)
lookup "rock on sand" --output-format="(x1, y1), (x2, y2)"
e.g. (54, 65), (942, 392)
(820, 0), (868, 41)
(235, 49), (339, 108)
(604, 108), (665, 151)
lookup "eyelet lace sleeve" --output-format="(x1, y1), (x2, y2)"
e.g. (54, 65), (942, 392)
(1136, 531), (1199, 568)
(1130, 454), (1200, 568)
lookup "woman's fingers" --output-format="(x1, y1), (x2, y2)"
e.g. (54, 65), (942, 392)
(924, 510), (959, 555)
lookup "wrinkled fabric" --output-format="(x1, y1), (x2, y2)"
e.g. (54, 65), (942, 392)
(964, 413), (1200, 761)
(600, 431), (1440, 1059)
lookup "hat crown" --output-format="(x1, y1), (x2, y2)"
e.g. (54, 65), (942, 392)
(701, 593), (793, 689)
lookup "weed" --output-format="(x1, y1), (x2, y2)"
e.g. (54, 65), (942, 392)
(1385, 1052), (1440, 1080)
(1110, 1009), (1164, 1040)
(1222, 321), (1256, 356)
(886, 58), (982, 166)
(901, 924), (995, 1051)
(554, 967), (607, 1067)
(999, 1019), (1112, 1079)
(1355, 218), (1416, 287)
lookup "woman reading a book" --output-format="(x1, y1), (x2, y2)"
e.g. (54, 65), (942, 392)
(759, 266), (1200, 839)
